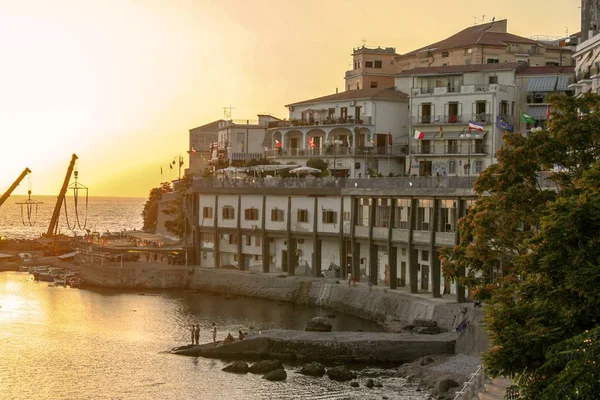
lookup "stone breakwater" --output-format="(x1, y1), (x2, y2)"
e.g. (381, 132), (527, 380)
(171, 329), (456, 363)
(80, 264), (487, 354)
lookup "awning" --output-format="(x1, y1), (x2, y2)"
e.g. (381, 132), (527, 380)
(556, 76), (570, 91)
(527, 105), (550, 120)
(528, 76), (557, 92)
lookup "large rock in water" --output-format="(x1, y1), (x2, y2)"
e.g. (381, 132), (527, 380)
(263, 368), (287, 381)
(249, 359), (283, 374)
(299, 362), (326, 377)
(222, 361), (249, 373)
(326, 366), (356, 381)
(304, 317), (332, 332)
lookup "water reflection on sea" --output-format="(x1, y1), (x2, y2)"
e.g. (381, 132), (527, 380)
(0, 272), (427, 400)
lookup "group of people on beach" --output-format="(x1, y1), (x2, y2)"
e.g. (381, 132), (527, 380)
(190, 323), (246, 345)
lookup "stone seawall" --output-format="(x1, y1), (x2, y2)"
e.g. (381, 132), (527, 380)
(80, 265), (487, 353)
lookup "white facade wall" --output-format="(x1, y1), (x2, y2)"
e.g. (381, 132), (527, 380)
(316, 196), (342, 234)
(217, 195), (238, 229)
(198, 195), (216, 227)
(265, 196), (288, 231)
(290, 197), (314, 233)
(240, 195), (263, 230)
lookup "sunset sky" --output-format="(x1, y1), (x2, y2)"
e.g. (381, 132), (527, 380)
(0, 0), (580, 198)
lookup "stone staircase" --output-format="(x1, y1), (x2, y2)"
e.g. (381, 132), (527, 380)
(478, 377), (516, 400)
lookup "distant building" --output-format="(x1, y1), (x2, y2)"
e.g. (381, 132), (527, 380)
(344, 46), (399, 91)
(395, 20), (572, 72)
(188, 120), (224, 176)
(267, 87), (410, 177)
(571, 32), (600, 95)
(217, 115), (281, 166)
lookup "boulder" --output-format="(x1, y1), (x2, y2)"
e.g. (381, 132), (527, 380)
(249, 360), (283, 374)
(263, 368), (287, 381)
(222, 361), (249, 373)
(420, 356), (435, 366)
(299, 362), (326, 377)
(326, 366), (357, 382)
(365, 378), (374, 388)
(436, 378), (460, 393)
(350, 381), (359, 388)
(304, 317), (332, 332)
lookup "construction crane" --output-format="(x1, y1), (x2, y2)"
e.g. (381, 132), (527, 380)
(47, 154), (78, 236)
(0, 168), (32, 209)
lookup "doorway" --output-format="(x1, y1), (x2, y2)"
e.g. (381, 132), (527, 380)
(419, 160), (432, 176)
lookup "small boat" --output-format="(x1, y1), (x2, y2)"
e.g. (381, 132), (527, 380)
(68, 278), (81, 288)
(34, 272), (55, 282)
(54, 276), (67, 285)
(57, 252), (77, 262)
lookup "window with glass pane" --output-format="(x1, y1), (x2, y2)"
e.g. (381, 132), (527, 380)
(416, 199), (433, 231)
(394, 198), (410, 229)
(357, 198), (370, 226)
(438, 199), (457, 232)
(375, 198), (389, 228)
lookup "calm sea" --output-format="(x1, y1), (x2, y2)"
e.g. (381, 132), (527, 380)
(0, 272), (426, 400)
(0, 195), (144, 239)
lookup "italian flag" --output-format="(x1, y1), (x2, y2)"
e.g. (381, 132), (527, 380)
(413, 128), (424, 140)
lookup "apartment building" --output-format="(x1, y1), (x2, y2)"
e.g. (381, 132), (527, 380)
(571, 32), (600, 95)
(396, 63), (526, 177)
(216, 114), (281, 166)
(515, 66), (575, 131)
(395, 20), (572, 72)
(344, 46), (399, 91)
(188, 177), (479, 301)
(266, 87), (410, 177)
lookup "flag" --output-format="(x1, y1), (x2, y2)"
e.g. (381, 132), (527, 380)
(388, 132), (392, 146)
(170, 163), (173, 170)
(309, 137), (316, 148)
(275, 139), (281, 148)
(161, 166), (163, 174)
(521, 111), (536, 123)
(366, 132), (372, 144)
(468, 121), (484, 132)
(371, 133), (377, 144)
(496, 116), (514, 132)
(547, 105), (551, 120)
(191, 145), (196, 154)
(412, 128), (424, 140)
(455, 319), (468, 333)
(439, 126), (444, 141)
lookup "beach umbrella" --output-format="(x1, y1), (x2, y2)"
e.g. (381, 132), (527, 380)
(289, 166), (321, 175)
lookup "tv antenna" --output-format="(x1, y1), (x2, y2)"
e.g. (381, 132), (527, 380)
(223, 106), (236, 121)
(473, 16), (477, 26)
(481, 15), (485, 24)
(361, 39), (366, 46)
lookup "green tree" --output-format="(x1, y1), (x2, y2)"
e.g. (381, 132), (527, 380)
(306, 157), (329, 177)
(141, 182), (172, 232)
(163, 175), (192, 239)
(441, 93), (600, 398)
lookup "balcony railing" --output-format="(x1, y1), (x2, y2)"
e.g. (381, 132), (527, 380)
(269, 116), (373, 129)
(412, 84), (510, 96)
(472, 113), (491, 123)
(264, 145), (409, 159)
(411, 144), (488, 155)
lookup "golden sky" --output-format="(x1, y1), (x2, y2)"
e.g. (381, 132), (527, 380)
(0, 0), (580, 198)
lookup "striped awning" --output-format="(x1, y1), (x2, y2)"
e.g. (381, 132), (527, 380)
(528, 76), (557, 92)
(527, 106), (549, 120)
(556, 76), (570, 91)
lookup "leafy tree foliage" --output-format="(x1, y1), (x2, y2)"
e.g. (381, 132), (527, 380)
(440, 94), (600, 398)
(163, 175), (192, 239)
(306, 157), (329, 177)
(141, 182), (172, 232)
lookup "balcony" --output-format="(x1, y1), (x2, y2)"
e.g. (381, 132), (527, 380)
(269, 116), (373, 130)
(471, 113), (492, 124)
(411, 84), (510, 96)
(264, 145), (409, 159)
(411, 144), (488, 156)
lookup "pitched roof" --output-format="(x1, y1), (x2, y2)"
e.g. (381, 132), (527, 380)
(286, 87), (408, 107)
(516, 66), (575, 75)
(397, 62), (528, 76)
(398, 20), (569, 59)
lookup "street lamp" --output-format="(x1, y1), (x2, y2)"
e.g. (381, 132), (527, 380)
(458, 132), (481, 176)
(172, 155), (184, 180)
(331, 139), (343, 177)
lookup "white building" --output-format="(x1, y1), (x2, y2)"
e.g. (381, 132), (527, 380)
(216, 114), (281, 166)
(189, 177), (479, 302)
(396, 63), (526, 177)
(571, 32), (600, 96)
(267, 87), (410, 177)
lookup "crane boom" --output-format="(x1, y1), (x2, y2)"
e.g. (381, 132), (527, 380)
(0, 168), (32, 209)
(47, 154), (78, 236)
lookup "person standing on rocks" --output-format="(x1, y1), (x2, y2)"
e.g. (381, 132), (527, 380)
(347, 272), (352, 287)
(191, 325), (196, 345)
(212, 322), (217, 343)
(194, 324), (200, 345)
